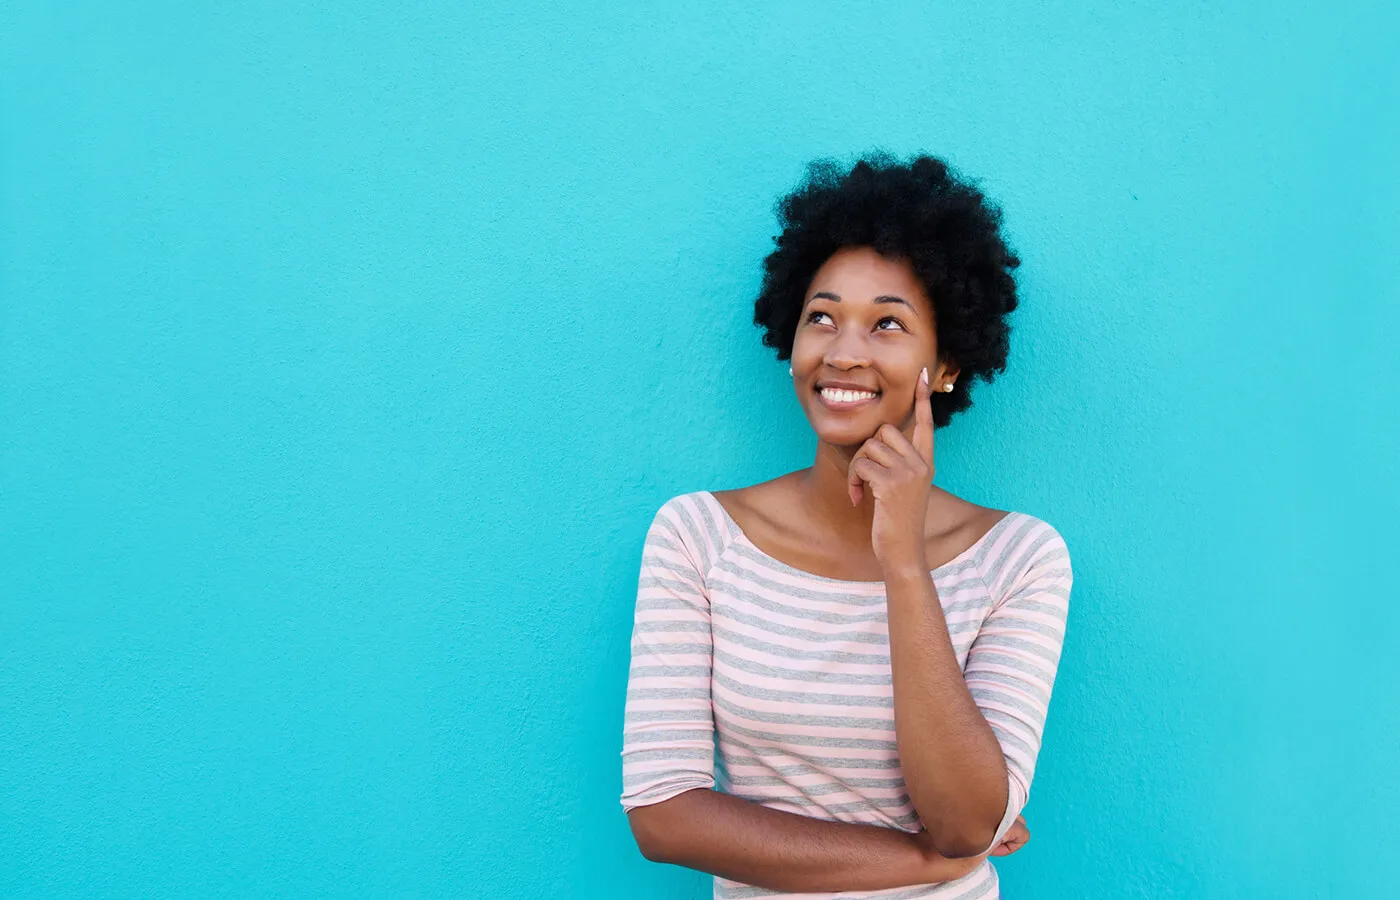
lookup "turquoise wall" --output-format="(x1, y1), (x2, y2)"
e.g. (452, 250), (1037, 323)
(3, 2), (1396, 896)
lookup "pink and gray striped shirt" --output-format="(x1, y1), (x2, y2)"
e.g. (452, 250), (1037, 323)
(620, 490), (1072, 899)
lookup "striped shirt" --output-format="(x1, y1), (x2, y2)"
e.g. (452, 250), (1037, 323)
(620, 490), (1072, 899)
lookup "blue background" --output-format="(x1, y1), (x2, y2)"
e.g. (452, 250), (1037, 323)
(3, 2), (1397, 897)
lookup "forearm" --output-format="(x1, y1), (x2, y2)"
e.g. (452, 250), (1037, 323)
(627, 788), (984, 892)
(885, 564), (1009, 856)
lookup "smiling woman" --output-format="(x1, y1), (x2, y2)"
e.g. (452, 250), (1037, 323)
(620, 152), (1071, 899)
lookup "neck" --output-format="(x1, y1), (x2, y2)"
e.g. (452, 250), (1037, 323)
(797, 417), (934, 544)
(799, 441), (876, 543)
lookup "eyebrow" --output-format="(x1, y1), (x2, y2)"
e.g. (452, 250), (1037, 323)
(809, 291), (914, 309)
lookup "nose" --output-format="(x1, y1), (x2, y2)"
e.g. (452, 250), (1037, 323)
(823, 329), (873, 370)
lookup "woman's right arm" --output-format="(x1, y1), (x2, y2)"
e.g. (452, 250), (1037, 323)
(621, 499), (983, 892)
(628, 787), (985, 892)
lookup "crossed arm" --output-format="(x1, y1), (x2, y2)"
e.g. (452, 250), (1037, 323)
(627, 787), (1009, 894)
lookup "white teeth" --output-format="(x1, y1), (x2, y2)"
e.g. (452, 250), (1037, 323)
(820, 388), (877, 403)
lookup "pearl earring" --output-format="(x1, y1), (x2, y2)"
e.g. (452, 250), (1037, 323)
(943, 383), (954, 392)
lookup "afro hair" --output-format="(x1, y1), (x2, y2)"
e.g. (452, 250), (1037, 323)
(753, 151), (1021, 428)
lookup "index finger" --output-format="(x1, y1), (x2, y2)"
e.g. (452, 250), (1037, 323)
(913, 366), (934, 466)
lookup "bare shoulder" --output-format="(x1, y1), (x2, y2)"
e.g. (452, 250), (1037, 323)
(710, 473), (805, 539)
(924, 489), (1014, 565)
(928, 488), (1009, 530)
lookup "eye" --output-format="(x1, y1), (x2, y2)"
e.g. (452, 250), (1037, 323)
(806, 313), (912, 334)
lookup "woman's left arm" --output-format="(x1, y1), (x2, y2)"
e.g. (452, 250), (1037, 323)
(884, 543), (1070, 858)
(847, 370), (1073, 859)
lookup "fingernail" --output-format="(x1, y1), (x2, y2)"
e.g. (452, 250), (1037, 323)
(920, 367), (929, 386)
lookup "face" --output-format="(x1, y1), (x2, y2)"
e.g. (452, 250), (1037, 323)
(790, 246), (952, 447)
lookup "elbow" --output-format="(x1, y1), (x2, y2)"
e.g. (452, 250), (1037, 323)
(915, 766), (1014, 859)
(624, 785), (713, 864)
(626, 807), (674, 863)
(635, 840), (668, 864)
(926, 819), (999, 860)
(930, 833), (994, 860)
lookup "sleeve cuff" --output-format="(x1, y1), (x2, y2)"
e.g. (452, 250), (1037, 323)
(620, 779), (715, 813)
(977, 777), (1027, 856)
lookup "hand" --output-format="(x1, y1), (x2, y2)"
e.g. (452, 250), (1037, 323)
(846, 366), (937, 569)
(988, 815), (1030, 857)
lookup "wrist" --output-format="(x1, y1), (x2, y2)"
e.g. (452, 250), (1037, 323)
(881, 554), (931, 584)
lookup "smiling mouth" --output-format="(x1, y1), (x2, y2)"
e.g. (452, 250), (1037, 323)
(816, 386), (881, 410)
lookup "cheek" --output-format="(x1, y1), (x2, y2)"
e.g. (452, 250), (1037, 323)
(789, 339), (818, 369)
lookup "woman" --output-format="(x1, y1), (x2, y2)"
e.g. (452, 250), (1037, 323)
(620, 152), (1073, 898)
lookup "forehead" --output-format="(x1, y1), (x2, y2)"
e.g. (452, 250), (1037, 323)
(807, 247), (931, 310)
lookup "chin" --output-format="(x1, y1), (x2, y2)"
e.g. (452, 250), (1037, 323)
(809, 417), (883, 447)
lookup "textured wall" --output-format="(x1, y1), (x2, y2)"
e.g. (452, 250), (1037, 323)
(3, 1), (1396, 897)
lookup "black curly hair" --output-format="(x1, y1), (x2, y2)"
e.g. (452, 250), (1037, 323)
(753, 151), (1021, 428)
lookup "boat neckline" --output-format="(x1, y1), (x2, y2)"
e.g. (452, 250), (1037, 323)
(699, 489), (1017, 590)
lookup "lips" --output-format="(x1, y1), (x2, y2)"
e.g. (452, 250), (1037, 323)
(815, 384), (881, 411)
(815, 380), (880, 393)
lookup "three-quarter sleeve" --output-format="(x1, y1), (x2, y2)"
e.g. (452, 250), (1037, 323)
(963, 519), (1073, 853)
(619, 501), (717, 812)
